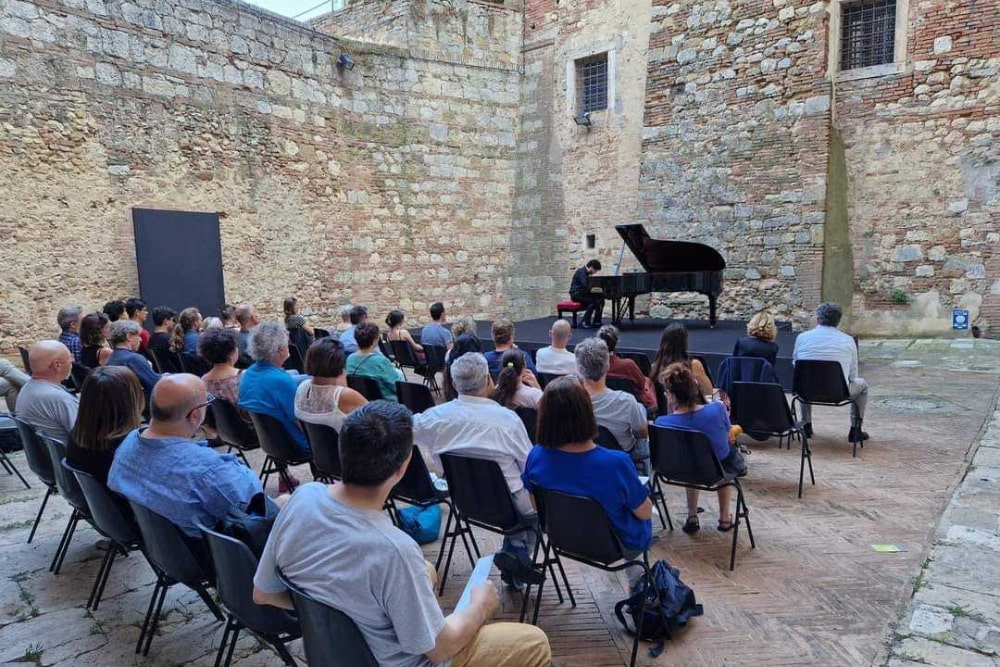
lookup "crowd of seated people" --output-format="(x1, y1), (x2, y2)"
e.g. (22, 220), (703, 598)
(346, 322), (404, 402)
(80, 311), (112, 369)
(107, 320), (162, 401)
(485, 319), (537, 376)
(386, 309), (425, 363)
(490, 349), (542, 410)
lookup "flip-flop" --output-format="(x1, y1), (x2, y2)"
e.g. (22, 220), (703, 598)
(717, 517), (736, 532)
(682, 516), (700, 534)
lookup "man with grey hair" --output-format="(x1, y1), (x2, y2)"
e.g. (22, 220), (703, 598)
(576, 337), (650, 474)
(56, 306), (84, 364)
(239, 322), (309, 463)
(107, 320), (162, 400)
(793, 302), (869, 441)
(535, 319), (576, 375)
(235, 302), (260, 367)
(413, 353), (539, 588)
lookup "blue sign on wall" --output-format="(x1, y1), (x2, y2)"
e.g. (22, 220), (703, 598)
(952, 310), (970, 330)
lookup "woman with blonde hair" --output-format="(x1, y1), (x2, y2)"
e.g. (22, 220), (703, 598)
(169, 307), (203, 355)
(732, 310), (779, 366)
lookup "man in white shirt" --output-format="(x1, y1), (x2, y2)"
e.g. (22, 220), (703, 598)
(413, 353), (539, 588)
(792, 302), (869, 442)
(535, 319), (577, 376)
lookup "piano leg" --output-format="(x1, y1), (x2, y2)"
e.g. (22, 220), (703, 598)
(628, 296), (636, 323)
(709, 294), (718, 328)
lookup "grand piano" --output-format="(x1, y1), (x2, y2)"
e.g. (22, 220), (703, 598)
(588, 224), (726, 327)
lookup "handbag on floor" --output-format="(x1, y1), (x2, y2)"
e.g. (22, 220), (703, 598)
(614, 558), (704, 649)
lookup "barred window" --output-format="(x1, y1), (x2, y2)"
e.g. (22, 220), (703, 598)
(575, 53), (608, 114)
(840, 0), (897, 70)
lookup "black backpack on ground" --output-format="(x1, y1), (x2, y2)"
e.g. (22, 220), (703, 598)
(614, 559), (704, 655)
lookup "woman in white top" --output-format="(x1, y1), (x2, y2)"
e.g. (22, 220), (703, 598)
(294, 338), (367, 432)
(491, 348), (542, 410)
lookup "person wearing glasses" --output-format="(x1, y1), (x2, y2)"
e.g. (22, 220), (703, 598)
(108, 374), (264, 541)
(106, 320), (162, 403)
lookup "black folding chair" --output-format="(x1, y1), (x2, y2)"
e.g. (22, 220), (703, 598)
(179, 352), (211, 376)
(149, 348), (183, 374)
(792, 360), (866, 457)
(377, 336), (396, 367)
(346, 375), (384, 401)
(18, 345), (32, 374)
(619, 351), (652, 377)
(248, 411), (313, 491)
(277, 570), (378, 667)
(210, 398), (260, 467)
(596, 425), (625, 452)
(129, 501), (224, 656)
(313, 327), (330, 339)
(395, 381), (436, 414)
(422, 345), (448, 393)
(388, 339), (423, 373)
(716, 356), (775, 399)
(654, 380), (669, 417)
(532, 485), (657, 667)
(732, 381), (814, 498)
(515, 406), (538, 443)
(282, 344), (305, 374)
(2, 415), (31, 490)
(39, 435), (92, 575)
(301, 421), (341, 483)
(606, 377), (636, 395)
(535, 372), (562, 389)
(68, 463), (142, 611)
(199, 524), (300, 667)
(439, 453), (568, 623)
(649, 425), (755, 571)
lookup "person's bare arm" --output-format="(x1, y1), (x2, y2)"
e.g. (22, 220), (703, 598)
(253, 587), (294, 610)
(521, 369), (539, 388)
(692, 359), (714, 396)
(631, 497), (653, 521)
(404, 330), (424, 352)
(425, 583), (498, 663)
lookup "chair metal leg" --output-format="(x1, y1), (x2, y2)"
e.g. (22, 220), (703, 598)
(740, 488), (756, 549)
(259, 455), (273, 488)
(651, 477), (672, 531)
(87, 546), (117, 610)
(26, 487), (53, 544)
(520, 538), (546, 624)
(141, 579), (170, 655)
(195, 584), (225, 621)
(214, 615), (236, 667)
(553, 550), (576, 607)
(223, 619), (242, 667)
(434, 507), (455, 571)
(438, 517), (462, 596)
(798, 434), (815, 498)
(0, 450), (30, 489)
(50, 510), (80, 574)
(136, 577), (163, 654)
(271, 638), (297, 666)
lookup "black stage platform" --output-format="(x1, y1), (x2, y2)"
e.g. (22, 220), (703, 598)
(438, 317), (798, 390)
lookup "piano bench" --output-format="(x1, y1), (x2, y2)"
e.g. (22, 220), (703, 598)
(556, 300), (585, 327)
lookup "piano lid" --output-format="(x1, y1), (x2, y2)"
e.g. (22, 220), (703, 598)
(615, 224), (726, 273)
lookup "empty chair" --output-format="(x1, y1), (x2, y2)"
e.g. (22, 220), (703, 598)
(2, 415), (31, 490)
(199, 523), (300, 667)
(395, 381), (436, 414)
(301, 421), (342, 482)
(277, 570), (378, 667)
(515, 406), (538, 443)
(649, 425), (755, 571)
(129, 501), (224, 656)
(210, 398), (260, 466)
(346, 375), (384, 401)
(248, 411), (313, 491)
(731, 381), (813, 498)
(715, 356), (777, 401)
(792, 359), (866, 456)
(40, 435), (92, 575)
(422, 344), (448, 392)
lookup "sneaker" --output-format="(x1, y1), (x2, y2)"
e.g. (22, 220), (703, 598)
(493, 552), (544, 587)
(847, 428), (870, 442)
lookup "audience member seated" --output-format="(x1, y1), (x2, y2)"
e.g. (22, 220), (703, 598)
(67, 367), (144, 485)
(235, 302), (261, 366)
(79, 312), (112, 369)
(491, 349), (542, 410)
(576, 338), (650, 474)
(346, 322), (404, 402)
(202, 317), (225, 330)
(220, 304), (240, 330)
(170, 307), (203, 356)
(421, 302), (453, 350)
(148, 306), (176, 359)
(57, 306), (84, 365)
(199, 328), (247, 423)
(534, 319), (577, 376)
(107, 320), (162, 401)
(16, 341), (79, 443)
(484, 319), (537, 376)
(253, 401), (552, 667)
(284, 297), (315, 352)
(650, 323), (714, 403)
(339, 304), (369, 355)
(598, 325), (657, 411)
(109, 374), (264, 539)
(295, 338), (367, 431)
(449, 315), (477, 341)
(733, 310), (780, 366)
(654, 362), (746, 533)
(0, 357), (30, 413)
(239, 322), (310, 456)
(335, 305), (353, 335)
(386, 309), (425, 364)
(414, 353), (537, 586)
(792, 302), (869, 441)
(103, 299), (127, 322)
(523, 375), (652, 557)
(443, 333), (483, 401)
(125, 298), (150, 352)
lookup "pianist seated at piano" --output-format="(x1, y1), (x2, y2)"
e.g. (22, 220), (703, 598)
(569, 259), (605, 329)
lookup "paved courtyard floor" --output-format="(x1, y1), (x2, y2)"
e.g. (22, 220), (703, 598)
(0, 338), (996, 666)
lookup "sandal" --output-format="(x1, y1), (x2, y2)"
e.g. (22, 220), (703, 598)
(717, 516), (736, 532)
(682, 516), (700, 534)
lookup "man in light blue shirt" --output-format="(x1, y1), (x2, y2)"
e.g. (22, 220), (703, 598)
(109, 374), (261, 538)
(419, 302), (453, 350)
(339, 304), (368, 354)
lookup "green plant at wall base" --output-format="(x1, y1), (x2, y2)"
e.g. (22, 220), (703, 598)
(890, 289), (910, 304)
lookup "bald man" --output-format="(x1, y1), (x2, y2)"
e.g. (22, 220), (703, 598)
(535, 319), (577, 376)
(15, 341), (79, 443)
(108, 374), (262, 539)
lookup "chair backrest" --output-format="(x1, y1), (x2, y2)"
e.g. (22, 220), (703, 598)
(595, 425), (624, 451)
(249, 411), (308, 464)
(129, 501), (212, 584)
(200, 524), (299, 636)
(210, 399), (259, 450)
(179, 352), (211, 376)
(18, 346), (32, 374)
(388, 339), (418, 368)
(13, 418), (55, 488)
(395, 381), (436, 413)
(605, 377), (635, 395)
(283, 343), (305, 373)
(377, 335), (394, 361)
(649, 424), (726, 487)
(533, 485), (625, 566)
(515, 406), (538, 443)
(422, 345), (447, 374)
(277, 570), (378, 667)
(716, 356), (775, 397)
(793, 360), (851, 404)
(346, 375), (384, 401)
(301, 421), (342, 481)
(70, 363), (91, 392)
(439, 454), (520, 530)
(70, 464), (139, 547)
(313, 327), (330, 339)
(619, 351), (652, 377)
(40, 435), (89, 514)
(654, 380), (669, 416)
(391, 446), (438, 504)
(150, 348), (183, 374)
(731, 381), (795, 436)
(535, 372), (562, 389)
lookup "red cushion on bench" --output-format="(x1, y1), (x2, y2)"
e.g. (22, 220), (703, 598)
(556, 301), (584, 311)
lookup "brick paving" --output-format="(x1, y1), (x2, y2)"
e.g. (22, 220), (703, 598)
(0, 340), (996, 666)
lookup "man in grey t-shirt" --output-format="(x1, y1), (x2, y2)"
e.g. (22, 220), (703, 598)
(16, 341), (79, 443)
(253, 402), (550, 667)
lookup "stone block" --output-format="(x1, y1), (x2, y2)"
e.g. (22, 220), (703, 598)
(934, 35), (953, 54)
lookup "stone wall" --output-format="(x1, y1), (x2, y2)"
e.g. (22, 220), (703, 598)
(0, 0), (521, 351)
(836, 0), (999, 336)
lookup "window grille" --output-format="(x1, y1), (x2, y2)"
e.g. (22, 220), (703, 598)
(575, 54), (609, 114)
(840, 0), (896, 70)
